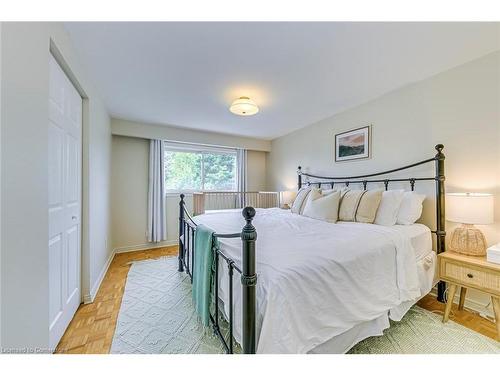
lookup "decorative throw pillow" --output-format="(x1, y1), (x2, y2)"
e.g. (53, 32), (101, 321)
(374, 189), (405, 226)
(290, 187), (311, 214)
(302, 189), (341, 223)
(396, 192), (426, 225)
(355, 189), (383, 223)
(338, 190), (364, 221)
(320, 188), (336, 195)
(321, 187), (349, 196)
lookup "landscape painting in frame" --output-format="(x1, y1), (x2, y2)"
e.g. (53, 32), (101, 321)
(335, 126), (371, 162)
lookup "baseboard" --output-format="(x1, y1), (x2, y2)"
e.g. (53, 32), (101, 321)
(429, 286), (494, 319)
(83, 249), (116, 304)
(81, 241), (178, 304)
(113, 240), (178, 254)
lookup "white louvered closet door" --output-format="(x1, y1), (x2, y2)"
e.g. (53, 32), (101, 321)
(48, 54), (82, 349)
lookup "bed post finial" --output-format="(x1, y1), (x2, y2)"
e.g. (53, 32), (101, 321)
(242, 206), (256, 224)
(241, 206), (257, 354)
(297, 166), (302, 190)
(178, 194), (185, 272)
(434, 144), (446, 302)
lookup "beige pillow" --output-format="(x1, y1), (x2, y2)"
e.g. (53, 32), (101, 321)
(290, 187), (311, 214)
(302, 189), (341, 223)
(356, 190), (383, 223)
(338, 190), (364, 221)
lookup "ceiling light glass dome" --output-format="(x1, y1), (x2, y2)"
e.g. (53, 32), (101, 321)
(229, 96), (259, 116)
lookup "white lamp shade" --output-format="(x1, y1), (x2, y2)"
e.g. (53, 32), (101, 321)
(229, 97), (259, 116)
(280, 190), (297, 205)
(446, 193), (494, 224)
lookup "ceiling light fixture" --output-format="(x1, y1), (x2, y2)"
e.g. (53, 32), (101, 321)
(229, 96), (259, 116)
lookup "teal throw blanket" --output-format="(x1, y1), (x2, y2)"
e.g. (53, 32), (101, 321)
(192, 224), (217, 326)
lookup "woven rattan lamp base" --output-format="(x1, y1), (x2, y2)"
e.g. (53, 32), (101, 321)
(449, 224), (487, 256)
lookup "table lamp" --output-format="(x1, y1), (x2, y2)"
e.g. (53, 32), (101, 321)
(280, 190), (297, 209)
(447, 192), (494, 256)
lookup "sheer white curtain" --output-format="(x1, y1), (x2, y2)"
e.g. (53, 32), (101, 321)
(237, 148), (247, 207)
(147, 139), (167, 242)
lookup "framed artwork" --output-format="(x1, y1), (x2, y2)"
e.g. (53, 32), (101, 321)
(334, 125), (371, 162)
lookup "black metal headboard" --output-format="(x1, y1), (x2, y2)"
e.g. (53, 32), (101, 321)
(297, 144), (446, 302)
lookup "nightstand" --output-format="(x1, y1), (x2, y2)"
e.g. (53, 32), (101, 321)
(438, 251), (500, 341)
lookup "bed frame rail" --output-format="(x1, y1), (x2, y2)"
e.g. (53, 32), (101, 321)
(178, 194), (257, 354)
(298, 144), (447, 302)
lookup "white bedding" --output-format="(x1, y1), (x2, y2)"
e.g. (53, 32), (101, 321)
(310, 251), (437, 353)
(194, 208), (430, 353)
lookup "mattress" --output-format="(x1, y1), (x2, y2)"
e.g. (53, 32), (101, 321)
(205, 211), (433, 260)
(336, 221), (432, 261)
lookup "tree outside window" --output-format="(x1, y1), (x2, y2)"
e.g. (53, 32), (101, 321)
(164, 145), (237, 192)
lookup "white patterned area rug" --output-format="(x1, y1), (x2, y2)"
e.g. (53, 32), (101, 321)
(110, 256), (500, 354)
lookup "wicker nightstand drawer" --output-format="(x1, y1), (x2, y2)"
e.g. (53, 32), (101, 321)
(441, 259), (500, 295)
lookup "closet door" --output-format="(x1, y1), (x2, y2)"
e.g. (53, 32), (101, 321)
(48, 54), (82, 349)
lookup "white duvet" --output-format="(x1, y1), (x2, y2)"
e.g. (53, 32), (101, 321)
(194, 208), (422, 353)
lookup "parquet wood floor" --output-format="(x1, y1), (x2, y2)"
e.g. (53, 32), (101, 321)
(417, 294), (497, 340)
(55, 246), (497, 353)
(55, 246), (178, 354)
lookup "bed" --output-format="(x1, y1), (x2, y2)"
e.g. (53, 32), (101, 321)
(177, 144), (447, 354)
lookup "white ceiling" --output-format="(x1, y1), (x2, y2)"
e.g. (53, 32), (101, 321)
(65, 22), (499, 140)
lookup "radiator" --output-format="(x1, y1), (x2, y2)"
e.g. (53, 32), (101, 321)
(193, 191), (279, 215)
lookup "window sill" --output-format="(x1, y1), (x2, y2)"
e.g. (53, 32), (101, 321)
(166, 191), (238, 195)
(166, 192), (194, 197)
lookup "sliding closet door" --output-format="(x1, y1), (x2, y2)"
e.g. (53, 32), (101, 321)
(48, 54), (82, 349)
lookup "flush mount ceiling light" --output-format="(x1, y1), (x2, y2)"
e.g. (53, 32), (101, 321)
(229, 96), (259, 116)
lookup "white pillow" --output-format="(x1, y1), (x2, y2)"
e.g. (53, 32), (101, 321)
(290, 187), (311, 214)
(321, 187), (349, 196)
(320, 188), (336, 195)
(396, 192), (426, 225)
(374, 189), (405, 226)
(302, 189), (341, 223)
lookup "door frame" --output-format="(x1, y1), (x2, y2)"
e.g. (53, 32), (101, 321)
(49, 41), (91, 305)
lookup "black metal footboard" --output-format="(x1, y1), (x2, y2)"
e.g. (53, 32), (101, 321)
(178, 194), (257, 354)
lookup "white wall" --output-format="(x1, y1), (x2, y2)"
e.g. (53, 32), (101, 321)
(112, 118), (271, 152)
(111, 136), (150, 251)
(247, 150), (267, 191)
(0, 23), (112, 350)
(85, 97), (112, 303)
(111, 135), (268, 252)
(0, 22), (3, 348)
(267, 51), (500, 315)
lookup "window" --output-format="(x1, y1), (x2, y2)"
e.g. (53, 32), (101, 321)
(164, 142), (238, 192)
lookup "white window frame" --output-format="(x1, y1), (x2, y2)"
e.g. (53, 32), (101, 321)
(164, 141), (238, 194)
